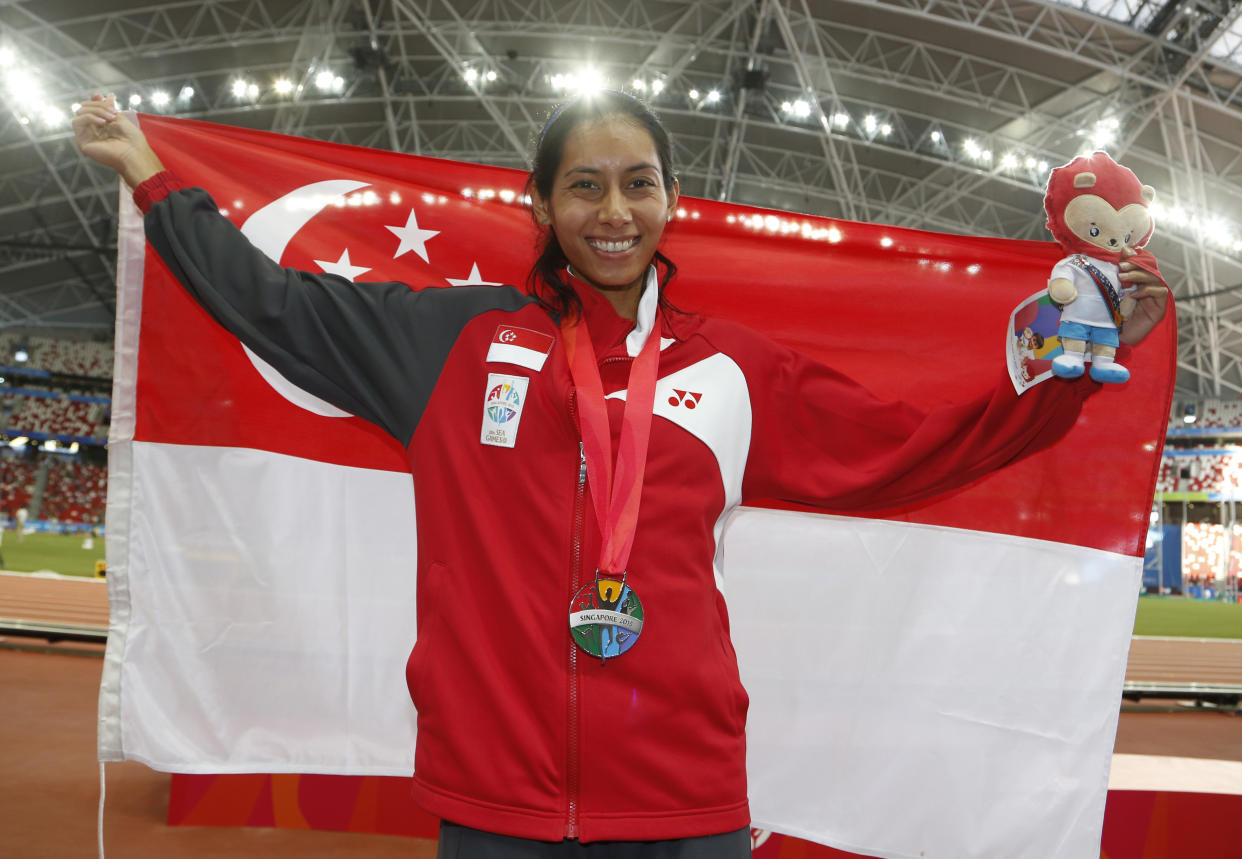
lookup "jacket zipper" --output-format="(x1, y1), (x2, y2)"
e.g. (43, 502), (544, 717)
(566, 354), (632, 839)
(567, 394), (586, 839)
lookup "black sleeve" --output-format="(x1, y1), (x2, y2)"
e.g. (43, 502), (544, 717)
(144, 186), (534, 444)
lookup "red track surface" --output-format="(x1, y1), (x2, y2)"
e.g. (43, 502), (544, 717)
(0, 571), (109, 630)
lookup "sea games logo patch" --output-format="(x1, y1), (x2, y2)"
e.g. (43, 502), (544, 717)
(480, 373), (530, 448)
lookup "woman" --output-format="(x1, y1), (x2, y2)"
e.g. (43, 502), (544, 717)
(74, 90), (1166, 857)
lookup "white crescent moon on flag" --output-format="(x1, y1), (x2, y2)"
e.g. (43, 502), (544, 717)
(239, 180), (371, 418)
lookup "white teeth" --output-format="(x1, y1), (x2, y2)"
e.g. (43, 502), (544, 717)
(589, 238), (638, 253)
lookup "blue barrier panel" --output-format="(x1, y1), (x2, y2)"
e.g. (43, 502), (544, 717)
(0, 518), (105, 536)
(1142, 524), (1182, 592)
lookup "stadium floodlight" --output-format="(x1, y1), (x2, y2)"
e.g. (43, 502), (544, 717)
(1153, 202), (1188, 227)
(179, 86), (194, 100)
(1091, 128), (1114, 148)
(576, 67), (604, 95)
(1204, 217), (1235, 249)
(485, 70), (497, 82)
(463, 67), (478, 83)
(41, 105), (64, 126)
(1001, 152), (1018, 170)
(863, 114), (877, 133)
(879, 123), (892, 136)
(310, 70), (344, 93)
(247, 83), (259, 98)
(632, 78), (646, 91)
(129, 93), (142, 106)
(5, 67), (44, 111)
(151, 90), (170, 107)
(688, 89), (700, 101)
(706, 89), (720, 104)
(833, 112), (849, 128)
(651, 79), (664, 94)
(231, 79), (249, 98)
(274, 78), (293, 95)
(550, 67), (605, 96)
(14, 348), (28, 362)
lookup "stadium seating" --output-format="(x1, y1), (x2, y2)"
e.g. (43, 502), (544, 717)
(0, 456), (37, 517)
(1156, 458), (1178, 493)
(1, 393), (106, 441)
(0, 334), (112, 379)
(1195, 401), (1242, 429)
(1181, 522), (1242, 584)
(39, 458), (107, 525)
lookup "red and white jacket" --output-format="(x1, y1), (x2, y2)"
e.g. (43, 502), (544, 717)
(136, 172), (1091, 842)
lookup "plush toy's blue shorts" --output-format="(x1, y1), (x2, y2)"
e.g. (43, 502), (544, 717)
(1058, 320), (1119, 348)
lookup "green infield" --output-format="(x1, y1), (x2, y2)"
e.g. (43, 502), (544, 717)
(1, 530), (106, 578)
(1133, 595), (1242, 639)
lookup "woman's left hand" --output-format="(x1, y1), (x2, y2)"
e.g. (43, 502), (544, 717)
(1118, 249), (1170, 346)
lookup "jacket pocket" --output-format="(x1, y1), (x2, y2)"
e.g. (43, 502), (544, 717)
(714, 591), (750, 728)
(406, 560), (448, 709)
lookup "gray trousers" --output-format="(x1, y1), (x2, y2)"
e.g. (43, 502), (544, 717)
(436, 822), (752, 858)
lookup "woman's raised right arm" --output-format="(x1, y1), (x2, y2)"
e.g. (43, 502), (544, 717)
(73, 96), (534, 445)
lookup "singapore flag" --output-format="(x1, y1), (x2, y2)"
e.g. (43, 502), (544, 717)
(100, 114), (1174, 859)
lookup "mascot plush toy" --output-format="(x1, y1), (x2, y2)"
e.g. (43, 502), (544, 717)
(1044, 150), (1164, 383)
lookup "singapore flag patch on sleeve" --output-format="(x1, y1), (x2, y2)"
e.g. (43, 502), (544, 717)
(486, 325), (555, 372)
(481, 373), (531, 448)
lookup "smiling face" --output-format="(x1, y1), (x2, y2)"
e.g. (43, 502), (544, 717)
(1064, 194), (1152, 254)
(532, 116), (679, 307)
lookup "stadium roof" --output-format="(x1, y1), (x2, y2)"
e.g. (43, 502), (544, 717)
(2, 0), (1241, 398)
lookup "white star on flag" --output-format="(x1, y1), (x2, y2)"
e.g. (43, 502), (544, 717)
(313, 249), (372, 282)
(385, 208), (439, 263)
(446, 262), (499, 286)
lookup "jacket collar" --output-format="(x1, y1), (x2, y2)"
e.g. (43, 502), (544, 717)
(566, 266), (668, 358)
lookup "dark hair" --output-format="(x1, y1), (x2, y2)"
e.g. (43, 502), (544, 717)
(525, 90), (679, 322)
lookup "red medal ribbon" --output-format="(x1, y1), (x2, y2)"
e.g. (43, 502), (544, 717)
(562, 307), (663, 578)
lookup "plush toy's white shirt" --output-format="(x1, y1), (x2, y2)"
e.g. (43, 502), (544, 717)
(1049, 253), (1128, 328)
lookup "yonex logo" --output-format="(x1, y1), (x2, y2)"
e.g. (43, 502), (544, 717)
(667, 389), (702, 408)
